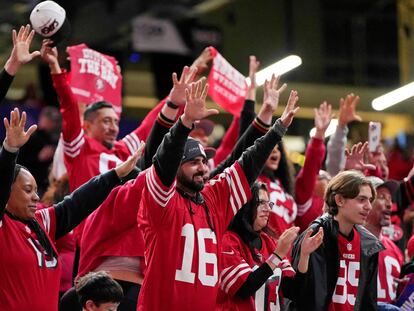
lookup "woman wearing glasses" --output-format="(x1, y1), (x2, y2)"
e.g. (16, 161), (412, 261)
(216, 182), (323, 310)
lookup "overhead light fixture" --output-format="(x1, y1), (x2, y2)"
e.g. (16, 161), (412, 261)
(372, 81), (414, 111)
(245, 55), (302, 87)
(309, 119), (338, 138)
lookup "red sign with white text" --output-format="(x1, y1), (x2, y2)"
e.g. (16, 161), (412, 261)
(67, 44), (122, 115)
(207, 47), (246, 117)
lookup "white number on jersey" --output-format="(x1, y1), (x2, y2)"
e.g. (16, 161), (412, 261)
(378, 255), (401, 300)
(99, 153), (123, 174)
(332, 260), (360, 305)
(175, 224), (218, 287)
(27, 237), (58, 268)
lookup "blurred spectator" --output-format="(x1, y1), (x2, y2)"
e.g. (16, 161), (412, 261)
(18, 106), (61, 195)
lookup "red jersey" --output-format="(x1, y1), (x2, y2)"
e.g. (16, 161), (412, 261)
(377, 236), (403, 303)
(79, 172), (147, 277)
(257, 175), (297, 236)
(0, 208), (61, 311)
(137, 162), (251, 311)
(329, 228), (361, 311)
(216, 231), (295, 311)
(52, 71), (163, 243)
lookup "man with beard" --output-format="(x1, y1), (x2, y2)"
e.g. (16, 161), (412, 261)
(137, 78), (299, 311)
(364, 176), (403, 306)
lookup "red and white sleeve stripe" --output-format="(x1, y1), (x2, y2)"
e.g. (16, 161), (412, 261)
(297, 198), (313, 217)
(38, 209), (52, 234)
(63, 130), (85, 158)
(225, 163), (249, 215)
(146, 166), (176, 207)
(220, 261), (252, 295)
(278, 259), (296, 278)
(122, 132), (142, 155)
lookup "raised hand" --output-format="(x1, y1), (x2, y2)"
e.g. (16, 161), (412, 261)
(313, 101), (332, 139)
(5, 25), (40, 75)
(3, 108), (37, 149)
(280, 90), (300, 128)
(344, 142), (376, 171)
(300, 227), (324, 257)
(190, 47), (213, 76)
(169, 66), (198, 106)
(114, 142), (145, 178)
(338, 93), (362, 128)
(246, 55), (260, 100)
(40, 39), (58, 65)
(258, 74), (287, 124)
(274, 226), (300, 258)
(181, 79), (219, 128)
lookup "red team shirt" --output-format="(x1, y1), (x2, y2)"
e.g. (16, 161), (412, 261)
(52, 71), (161, 243)
(329, 228), (361, 311)
(137, 162), (251, 311)
(377, 235), (403, 303)
(79, 173), (147, 277)
(0, 208), (60, 311)
(257, 175), (297, 236)
(216, 231), (295, 311)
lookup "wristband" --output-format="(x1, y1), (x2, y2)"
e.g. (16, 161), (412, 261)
(166, 100), (179, 109)
(268, 253), (281, 266)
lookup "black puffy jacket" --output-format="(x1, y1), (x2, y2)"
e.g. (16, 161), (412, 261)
(288, 214), (384, 311)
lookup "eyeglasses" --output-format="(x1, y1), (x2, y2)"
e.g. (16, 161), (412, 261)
(257, 200), (275, 211)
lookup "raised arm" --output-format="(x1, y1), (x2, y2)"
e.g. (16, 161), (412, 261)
(0, 108), (37, 218)
(211, 75), (285, 178)
(239, 56), (261, 135)
(295, 102), (331, 205)
(1, 25), (40, 103)
(53, 144), (145, 238)
(238, 90), (299, 185)
(137, 67), (197, 169)
(154, 79), (219, 187)
(326, 94), (361, 176)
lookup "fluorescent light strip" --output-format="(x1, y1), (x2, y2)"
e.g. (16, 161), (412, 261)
(309, 119), (338, 138)
(372, 81), (414, 111)
(245, 55), (302, 87)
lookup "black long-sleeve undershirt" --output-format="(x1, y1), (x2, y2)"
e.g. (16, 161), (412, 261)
(0, 69), (14, 104)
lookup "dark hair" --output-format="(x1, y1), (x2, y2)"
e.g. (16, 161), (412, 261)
(228, 182), (277, 262)
(11, 164), (58, 259)
(263, 141), (295, 196)
(324, 170), (376, 216)
(75, 271), (123, 307)
(83, 101), (114, 122)
(13, 164), (29, 183)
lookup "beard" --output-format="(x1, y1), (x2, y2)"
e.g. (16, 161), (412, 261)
(178, 172), (205, 192)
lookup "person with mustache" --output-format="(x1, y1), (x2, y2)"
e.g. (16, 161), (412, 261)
(364, 176), (402, 309)
(137, 77), (300, 311)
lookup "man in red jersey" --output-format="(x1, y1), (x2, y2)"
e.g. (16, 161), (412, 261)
(365, 176), (403, 305)
(138, 77), (299, 311)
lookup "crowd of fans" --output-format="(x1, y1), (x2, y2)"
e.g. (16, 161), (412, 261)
(2, 24), (414, 311)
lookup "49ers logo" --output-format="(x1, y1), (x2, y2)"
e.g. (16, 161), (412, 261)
(41, 19), (60, 35)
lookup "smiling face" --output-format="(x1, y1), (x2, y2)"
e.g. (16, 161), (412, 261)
(6, 168), (39, 220)
(366, 186), (392, 228)
(177, 156), (208, 194)
(265, 145), (281, 171)
(84, 107), (119, 149)
(253, 189), (272, 231)
(336, 184), (374, 230)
